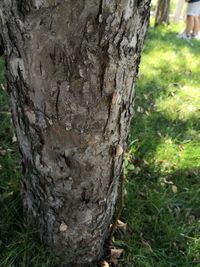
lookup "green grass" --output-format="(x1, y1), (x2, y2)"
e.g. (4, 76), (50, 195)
(1, 21), (200, 267)
(116, 23), (200, 266)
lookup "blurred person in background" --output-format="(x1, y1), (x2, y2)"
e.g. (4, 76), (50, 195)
(177, 0), (200, 39)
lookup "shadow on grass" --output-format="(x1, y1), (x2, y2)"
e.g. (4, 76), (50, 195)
(119, 164), (200, 267)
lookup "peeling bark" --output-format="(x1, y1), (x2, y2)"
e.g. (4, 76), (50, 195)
(0, 0), (150, 266)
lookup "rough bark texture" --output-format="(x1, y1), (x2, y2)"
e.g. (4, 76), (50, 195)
(155, 0), (170, 26)
(0, 34), (4, 55)
(0, 0), (150, 266)
(0, 45), (3, 56)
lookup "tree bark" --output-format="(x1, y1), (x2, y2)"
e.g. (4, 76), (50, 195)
(0, 34), (4, 56)
(0, 46), (3, 56)
(155, 0), (171, 26)
(0, 0), (150, 266)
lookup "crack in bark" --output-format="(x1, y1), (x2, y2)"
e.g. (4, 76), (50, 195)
(99, 44), (109, 96)
(6, 21), (21, 57)
(39, 61), (42, 75)
(96, 0), (103, 21)
(56, 82), (61, 119)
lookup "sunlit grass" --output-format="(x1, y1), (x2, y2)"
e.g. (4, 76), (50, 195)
(157, 86), (200, 121)
(119, 22), (200, 267)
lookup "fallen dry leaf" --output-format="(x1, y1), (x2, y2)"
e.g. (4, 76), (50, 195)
(101, 261), (109, 267)
(0, 83), (6, 91)
(188, 215), (195, 225)
(137, 106), (144, 113)
(116, 219), (127, 231)
(134, 167), (141, 175)
(172, 185), (178, 193)
(7, 149), (14, 153)
(140, 233), (153, 252)
(12, 134), (17, 143)
(157, 131), (162, 138)
(0, 149), (7, 156)
(110, 248), (124, 265)
(162, 177), (173, 185)
(177, 144), (184, 151)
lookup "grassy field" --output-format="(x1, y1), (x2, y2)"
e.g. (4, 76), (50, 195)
(1, 21), (200, 267)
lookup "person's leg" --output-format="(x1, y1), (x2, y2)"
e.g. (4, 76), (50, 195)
(198, 14), (200, 34)
(191, 3), (200, 38)
(185, 15), (194, 36)
(193, 15), (200, 38)
(177, 2), (195, 38)
(192, 16), (200, 36)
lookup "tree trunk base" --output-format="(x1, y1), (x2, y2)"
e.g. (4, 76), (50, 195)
(155, 0), (170, 26)
(0, 0), (151, 265)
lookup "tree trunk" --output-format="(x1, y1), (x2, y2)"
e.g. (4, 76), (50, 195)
(0, 35), (4, 56)
(0, 46), (3, 56)
(155, 0), (171, 26)
(174, 0), (184, 23)
(0, 0), (150, 266)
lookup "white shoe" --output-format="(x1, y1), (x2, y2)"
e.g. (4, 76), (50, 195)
(177, 32), (191, 40)
(193, 33), (200, 40)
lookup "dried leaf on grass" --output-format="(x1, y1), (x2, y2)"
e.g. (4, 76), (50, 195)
(177, 144), (184, 151)
(137, 106), (144, 113)
(116, 219), (127, 231)
(162, 177), (173, 185)
(140, 233), (153, 252)
(0, 83), (6, 91)
(134, 166), (141, 175)
(157, 131), (162, 138)
(110, 248), (124, 265)
(101, 261), (110, 267)
(0, 149), (7, 156)
(12, 134), (17, 143)
(172, 185), (178, 193)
